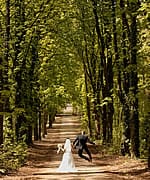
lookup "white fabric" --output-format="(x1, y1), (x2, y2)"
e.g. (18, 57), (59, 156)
(57, 139), (77, 172)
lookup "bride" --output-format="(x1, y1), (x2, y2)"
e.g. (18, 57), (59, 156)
(57, 138), (77, 172)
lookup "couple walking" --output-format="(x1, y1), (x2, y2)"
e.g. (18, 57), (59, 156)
(57, 131), (95, 172)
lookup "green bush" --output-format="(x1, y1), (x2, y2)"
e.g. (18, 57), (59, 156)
(0, 140), (27, 171)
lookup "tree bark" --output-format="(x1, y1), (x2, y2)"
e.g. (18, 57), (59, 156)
(0, 112), (3, 145)
(14, 0), (26, 141)
(84, 69), (92, 137)
(43, 111), (48, 138)
(118, 0), (131, 155)
(39, 111), (42, 140)
(0, 57), (3, 145)
(128, 1), (140, 158)
(27, 126), (33, 145)
(34, 120), (39, 141)
(4, 0), (10, 114)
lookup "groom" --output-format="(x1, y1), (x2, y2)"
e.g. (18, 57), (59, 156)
(73, 131), (95, 162)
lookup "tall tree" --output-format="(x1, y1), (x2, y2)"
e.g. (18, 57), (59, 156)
(118, 0), (131, 155)
(128, 0), (140, 158)
(91, 0), (114, 142)
(0, 57), (3, 145)
(117, 0), (140, 157)
(0, 19), (3, 144)
(13, 0), (27, 142)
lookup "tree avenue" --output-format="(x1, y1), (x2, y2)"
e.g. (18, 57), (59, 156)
(0, 0), (150, 172)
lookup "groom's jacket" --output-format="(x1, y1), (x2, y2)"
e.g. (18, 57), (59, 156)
(73, 134), (94, 149)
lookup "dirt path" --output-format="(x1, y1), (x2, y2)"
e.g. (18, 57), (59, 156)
(1, 115), (150, 180)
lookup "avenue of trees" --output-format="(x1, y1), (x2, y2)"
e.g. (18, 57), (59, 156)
(0, 0), (149, 170)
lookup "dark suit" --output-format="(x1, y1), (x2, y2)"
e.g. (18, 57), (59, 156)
(73, 134), (94, 161)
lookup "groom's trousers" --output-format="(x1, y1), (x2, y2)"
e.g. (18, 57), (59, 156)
(78, 146), (92, 161)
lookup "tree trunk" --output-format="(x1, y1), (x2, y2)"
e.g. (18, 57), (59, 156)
(147, 98), (150, 168)
(129, 1), (140, 158)
(104, 38), (114, 143)
(48, 110), (56, 128)
(84, 71), (92, 137)
(14, 0), (26, 141)
(92, 0), (105, 140)
(81, 17), (93, 137)
(102, 104), (107, 144)
(148, 146), (150, 169)
(34, 119), (39, 141)
(94, 97), (101, 139)
(119, 0), (131, 155)
(27, 126), (32, 145)
(0, 57), (3, 145)
(38, 111), (42, 141)
(4, 0), (10, 114)
(43, 111), (48, 138)
(0, 113), (3, 145)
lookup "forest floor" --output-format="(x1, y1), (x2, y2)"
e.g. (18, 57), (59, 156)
(0, 112), (150, 180)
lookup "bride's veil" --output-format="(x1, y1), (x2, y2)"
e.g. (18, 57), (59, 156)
(64, 138), (72, 152)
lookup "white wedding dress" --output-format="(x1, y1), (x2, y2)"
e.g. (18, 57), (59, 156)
(57, 139), (77, 172)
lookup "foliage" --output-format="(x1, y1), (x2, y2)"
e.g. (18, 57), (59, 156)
(0, 117), (27, 171)
(0, 141), (27, 171)
(140, 114), (150, 158)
